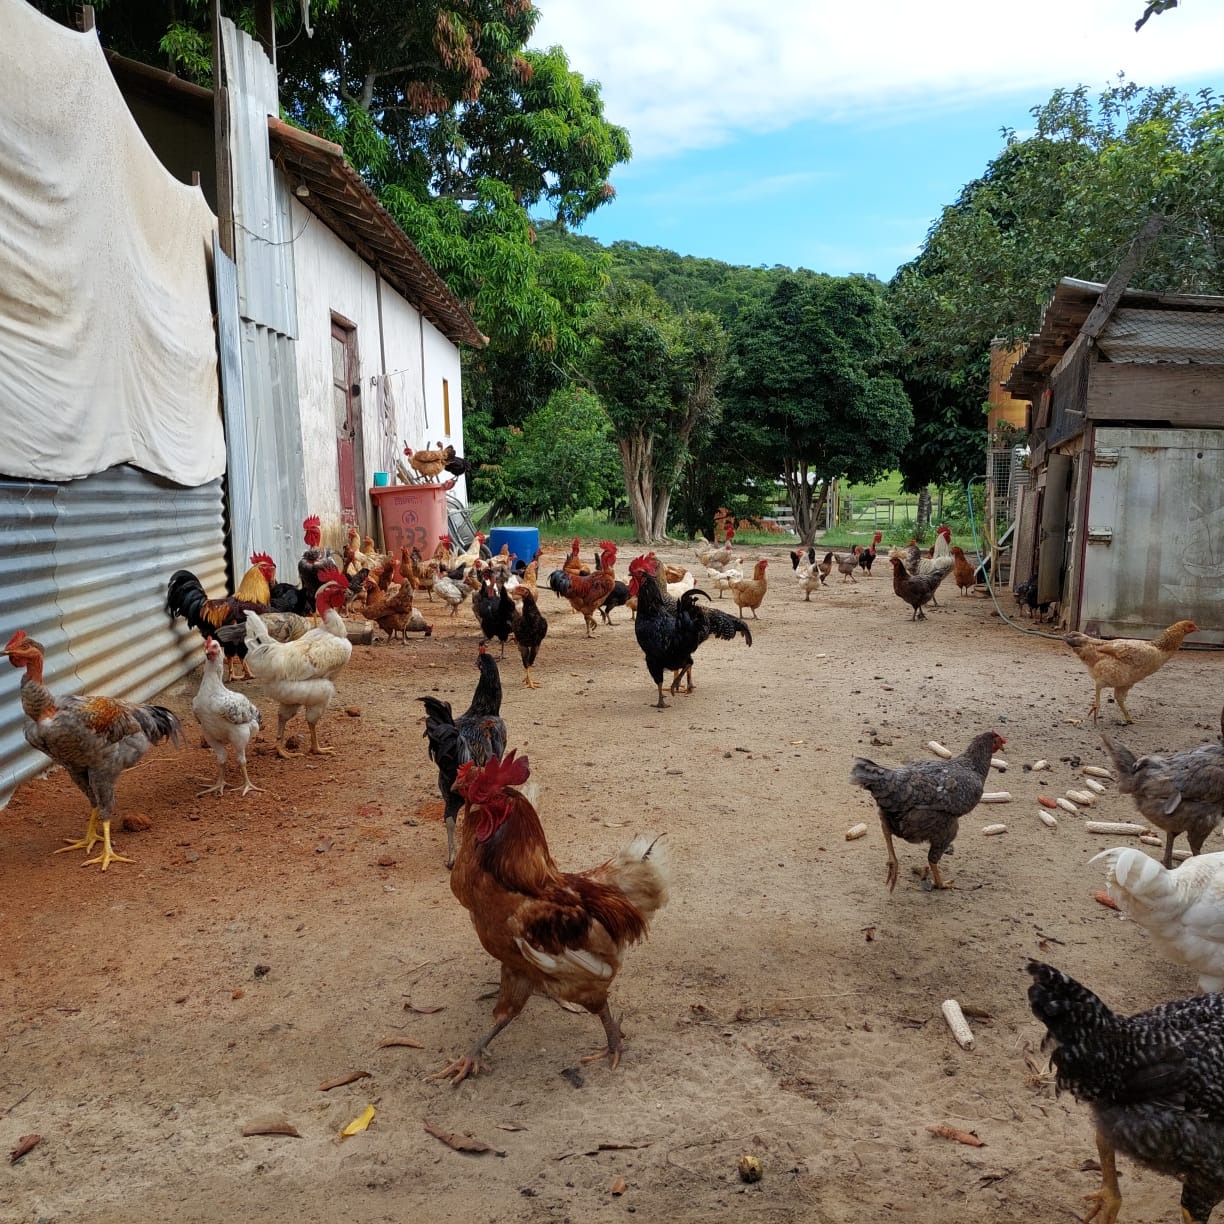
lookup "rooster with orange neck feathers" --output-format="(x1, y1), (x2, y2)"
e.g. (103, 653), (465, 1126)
(433, 751), (669, 1084)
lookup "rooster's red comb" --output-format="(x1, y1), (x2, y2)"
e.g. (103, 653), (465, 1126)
(465, 750), (531, 803)
(316, 566), (347, 587)
(4, 629), (28, 651)
(571, 537), (580, 552)
(250, 551), (275, 567)
(303, 515), (320, 531)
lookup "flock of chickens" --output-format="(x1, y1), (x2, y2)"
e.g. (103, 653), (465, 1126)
(5, 514), (1224, 1220)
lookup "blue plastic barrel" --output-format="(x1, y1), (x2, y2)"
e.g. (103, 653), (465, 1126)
(487, 526), (540, 563)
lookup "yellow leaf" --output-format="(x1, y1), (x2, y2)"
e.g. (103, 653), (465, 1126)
(340, 1105), (376, 1137)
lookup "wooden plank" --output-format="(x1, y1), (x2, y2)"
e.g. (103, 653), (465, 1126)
(1088, 363), (1224, 426)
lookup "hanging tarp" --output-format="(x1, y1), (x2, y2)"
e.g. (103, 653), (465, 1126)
(0, 0), (224, 487)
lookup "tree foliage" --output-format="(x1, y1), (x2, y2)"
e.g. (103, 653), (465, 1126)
(725, 276), (913, 546)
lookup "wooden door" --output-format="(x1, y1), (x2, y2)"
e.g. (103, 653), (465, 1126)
(331, 319), (361, 528)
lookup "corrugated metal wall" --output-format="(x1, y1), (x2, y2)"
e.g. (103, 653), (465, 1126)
(220, 18), (308, 578)
(0, 467), (224, 805)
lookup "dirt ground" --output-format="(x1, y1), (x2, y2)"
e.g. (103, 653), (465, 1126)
(3, 539), (1223, 1224)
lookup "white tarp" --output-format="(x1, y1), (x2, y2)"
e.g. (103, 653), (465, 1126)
(0, 0), (225, 486)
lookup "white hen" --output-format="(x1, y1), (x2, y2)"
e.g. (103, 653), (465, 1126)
(244, 577), (352, 758)
(1092, 845), (1224, 992)
(193, 637), (262, 797)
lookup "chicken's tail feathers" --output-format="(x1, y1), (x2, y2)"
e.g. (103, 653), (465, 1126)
(1089, 846), (1174, 907)
(1099, 732), (1137, 782)
(848, 757), (884, 790)
(135, 704), (183, 748)
(606, 833), (671, 921)
(1026, 960), (1115, 1047)
(165, 569), (206, 623)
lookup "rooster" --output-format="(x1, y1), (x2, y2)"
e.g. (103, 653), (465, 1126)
(166, 555), (278, 681)
(3, 630), (182, 870)
(509, 586), (548, 689)
(432, 751), (669, 1084)
(855, 531), (884, 576)
(242, 570), (352, 758)
(549, 542), (618, 637)
(192, 637), (262, 798)
(418, 646), (507, 868)
(298, 514), (337, 615)
(627, 553), (752, 708)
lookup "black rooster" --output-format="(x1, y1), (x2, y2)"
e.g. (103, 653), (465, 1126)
(509, 586), (548, 688)
(628, 553), (752, 709)
(418, 648), (507, 868)
(474, 575), (516, 657)
(1027, 960), (1224, 1224)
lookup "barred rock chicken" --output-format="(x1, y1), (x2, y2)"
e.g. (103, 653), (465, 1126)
(192, 637), (262, 798)
(509, 587), (548, 689)
(418, 647), (507, 869)
(433, 751), (669, 1084)
(1092, 845), (1224, 993)
(628, 553), (752, 708)
(1065, 620), (1198, 726)
(1027, 960), (1224, 1224)
(242, 573), (352, 758)
(850, 729), (1006, 892)
(1100, 710), (1224, 867)
(3, 630), (182, 870)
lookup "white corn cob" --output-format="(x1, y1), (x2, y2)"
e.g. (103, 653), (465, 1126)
(1086, 821), (1148, 836)
(941, 999), (975, 1050)
(1031, 759), (1049, 772)
(845, 823), (868, 841)
(1037, 810), (1058, 828)
(1083, 779), (1107, 795)
(981, 823), (1007, 836)
(990, 757), (1008, 771)
(1082, 766), (1114, 780)
(927, 741), (953, 759)
(1055, 797), (1079, 814)
(1066, 789), (1097, 806)
(980, 791), (1011, 803)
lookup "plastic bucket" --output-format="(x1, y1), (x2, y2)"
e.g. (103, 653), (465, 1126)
(370, 483), (449, 557)
(373, 471), (390, 487)
(487, 526), (540, 563)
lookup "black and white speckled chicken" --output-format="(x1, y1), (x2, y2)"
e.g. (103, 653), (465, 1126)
(1027, 959), (1224, 1224)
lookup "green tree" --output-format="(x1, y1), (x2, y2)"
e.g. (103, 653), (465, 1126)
(582, 282), (727, 543)
(725, 276), (913, 546)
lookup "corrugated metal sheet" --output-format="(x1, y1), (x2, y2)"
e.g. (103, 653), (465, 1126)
(1, 467), (225, 805)
(221, 18), (297, 336)
(1078, 426), (1224, 645)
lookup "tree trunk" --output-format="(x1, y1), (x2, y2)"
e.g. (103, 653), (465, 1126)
(650, 489), (671, 542)
(619, 433), (657, 544)
(917, 485), (932, 530)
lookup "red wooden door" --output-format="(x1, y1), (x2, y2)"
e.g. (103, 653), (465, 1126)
(331, 319), (360, 527)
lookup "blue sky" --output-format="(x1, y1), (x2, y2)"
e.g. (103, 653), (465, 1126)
(530, 1), (1224, 281)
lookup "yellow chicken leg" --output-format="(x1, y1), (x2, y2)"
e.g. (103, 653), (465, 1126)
(1083, 1130), (1122, 1224)
(239, 763), (262, 796)
(522, 668), (541, 689)
(81, 819), (132, 871)
(55, 806), (102, 856)
(307, 724), (334, 756)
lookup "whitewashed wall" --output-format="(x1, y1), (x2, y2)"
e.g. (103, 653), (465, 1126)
(288, 196), (466, 542)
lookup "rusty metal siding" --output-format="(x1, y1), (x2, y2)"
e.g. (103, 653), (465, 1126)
(1077, 426), (1224, 644)
(0, 467), (224, 805)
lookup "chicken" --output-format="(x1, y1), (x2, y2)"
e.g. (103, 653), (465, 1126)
(192, 636), (262, 798)
(708, 563), (744, 600)
(1092, 845), (1224, 993)
(474, 575), (517, 657)
(628, 553), (752, 708)
(849, 729), (1006, 892)
(695, 526), (735, 571)
(437, 442), (475, 480)
(298, 514), (337, 615)
(1065, 620), (1198, 726)
(1027, 959), (1224, 1224)
(432, 751), (669, 1083)
(1014, 574), (1055, 622)
(509, 587), (548, 689)
(250, 551), (308, 614)
(550, 542), (618, 637)
(790, 546), (817, 577)
(856, 531), (884, 576)
(418, 646), (507, 869)
(1099, 710), (1224, 866)
(452, 531), (488, 569)
(165, 556), (277, 681)
(949, 545), (978, 596)
(434, 569), (472, 616)
(242, 571), (353, 758)
(664, 567), (696, 600)
(599, 581), (631, 624)
(358, 575), (432, 642)
(404, 444), (447, 482)
(729, 559), (768, 618)
(817, 551), (835, 584)
(835, 552), (858, 583)
(888, 554), (949, 621)
(3, 630), (182, 870)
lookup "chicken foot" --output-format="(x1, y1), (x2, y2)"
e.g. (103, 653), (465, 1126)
(55, 806), (102, 856)
(80, 819), (132, 871)
(521, 667), (540, 689)
(919, 861), (952, 891)
(1083, 1129), (1122, 1224)
(431, 973), (530, 1085)
(578, 1003), (625, 1070)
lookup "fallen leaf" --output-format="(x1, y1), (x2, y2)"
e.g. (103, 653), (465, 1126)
(378, 1037), (425, 1049)
(926, 1124), (985, 1147)
(404, 1002), (444, 1015)
(340, 1105), (376, 1137)
(9, 1134), (42, 1163)
(241, 1117), (301, 1138)
(423, 1119), (505, 1156)
(319, 1070), (371, 1092)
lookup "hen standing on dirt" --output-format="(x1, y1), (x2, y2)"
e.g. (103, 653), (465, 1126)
(3, 630), (182, 870)
(1027, 960), (1224, 1224)
(418, 646), (507, 868)
(850, 729), (1005, 892)
(193, 637), (262, 798)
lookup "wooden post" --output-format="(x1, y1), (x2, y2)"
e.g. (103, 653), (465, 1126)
(78, 5), (95, 32)
(255, 0), (276, 72)
(211, 0), (235, 260)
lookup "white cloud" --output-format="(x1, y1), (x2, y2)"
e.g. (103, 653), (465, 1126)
(532, 0), (1224, 158)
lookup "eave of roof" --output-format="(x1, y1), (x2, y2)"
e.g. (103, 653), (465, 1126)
(267, 118), (486, 349)
(1003, 277), (1224, 399)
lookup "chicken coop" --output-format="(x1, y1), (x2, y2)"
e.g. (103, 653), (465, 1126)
(1004, 277), (1224, 644)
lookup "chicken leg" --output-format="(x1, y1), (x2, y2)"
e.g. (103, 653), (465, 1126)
(522, 667), (540, 689)
(578, 1002), (625, 1070)
(55, 805), (102, 856)
(80, 818), (132, 871)
(1083, 1129), (1122, 1224)
(431, 970), (531, 1085)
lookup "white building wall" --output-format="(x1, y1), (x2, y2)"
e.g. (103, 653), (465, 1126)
(288, 196), (466, 542)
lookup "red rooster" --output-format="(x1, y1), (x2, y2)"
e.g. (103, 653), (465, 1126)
(433, 751), (670, 1084)
(547, 542), (618, 637)
(3, 631), (182, 870)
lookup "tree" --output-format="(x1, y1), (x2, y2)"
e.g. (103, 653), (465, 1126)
(725, 276), (913, 546)
(581, 282), (727, 543)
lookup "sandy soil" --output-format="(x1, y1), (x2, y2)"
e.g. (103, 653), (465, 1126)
(3, 539), (1223, 1224)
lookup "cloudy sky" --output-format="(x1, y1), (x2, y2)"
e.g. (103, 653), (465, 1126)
(529, 1), (1224, 279)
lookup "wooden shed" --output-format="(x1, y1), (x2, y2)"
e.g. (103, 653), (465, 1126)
(1003, 277), (1224, 644)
